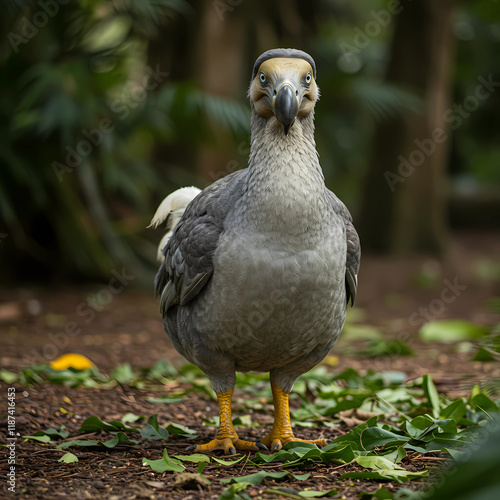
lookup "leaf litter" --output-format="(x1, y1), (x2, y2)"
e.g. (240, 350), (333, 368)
(4, 354), (499, 500)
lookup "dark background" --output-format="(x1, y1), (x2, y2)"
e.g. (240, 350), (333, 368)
(0, 0), (499, 287)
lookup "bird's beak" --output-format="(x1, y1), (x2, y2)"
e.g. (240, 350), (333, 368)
(272, 83), (299, 135)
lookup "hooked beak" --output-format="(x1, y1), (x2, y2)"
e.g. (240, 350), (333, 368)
(272, 83), (299, 135)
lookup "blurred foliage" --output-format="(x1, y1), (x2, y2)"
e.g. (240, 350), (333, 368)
(451, 0), (500, 186)
(0, 0), (249, 283)
(0, 0), (498, 282)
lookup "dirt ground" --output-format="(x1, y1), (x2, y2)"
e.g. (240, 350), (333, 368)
(0, 231), (499, 499)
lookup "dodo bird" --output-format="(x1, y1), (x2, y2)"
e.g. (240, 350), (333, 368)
(150, 48), (360, 454)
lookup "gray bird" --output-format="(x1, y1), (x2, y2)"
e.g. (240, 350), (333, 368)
(151, 48), (360, 454)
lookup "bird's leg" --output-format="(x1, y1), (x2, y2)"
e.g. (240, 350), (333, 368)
(186, 388), (264, 455)
(261, 379), (327, 452)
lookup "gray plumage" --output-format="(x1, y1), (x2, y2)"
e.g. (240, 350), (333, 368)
(154, 49), (360, 397)
(252, 48), (317, 79)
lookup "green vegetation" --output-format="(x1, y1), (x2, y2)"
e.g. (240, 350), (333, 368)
(5, 359), (499, 499)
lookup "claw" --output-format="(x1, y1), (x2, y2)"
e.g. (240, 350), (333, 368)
(257, 443), (268, 451)
(185, 436), (261, 455)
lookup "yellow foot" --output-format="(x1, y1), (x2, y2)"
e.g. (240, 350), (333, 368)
(261, 432), (327, 452)
(262, 380), (328, 452)
(186, 436), (266, 455)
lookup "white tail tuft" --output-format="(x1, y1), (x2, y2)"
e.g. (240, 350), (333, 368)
(149, 186), (201, 261)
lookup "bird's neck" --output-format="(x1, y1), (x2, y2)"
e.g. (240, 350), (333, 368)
(241, 109), (327, 235)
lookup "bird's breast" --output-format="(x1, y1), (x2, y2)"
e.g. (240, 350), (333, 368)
(191, 222), (346, 372)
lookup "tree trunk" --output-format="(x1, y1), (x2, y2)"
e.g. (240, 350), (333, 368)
(359, 0), (456, 255)
(195, 2), (246, 181)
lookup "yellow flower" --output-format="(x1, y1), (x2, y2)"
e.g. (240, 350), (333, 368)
(50, 353), (94, 371)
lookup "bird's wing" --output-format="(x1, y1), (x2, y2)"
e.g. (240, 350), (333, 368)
(326, 189), (361, 306)
(155, 170), (246, 317)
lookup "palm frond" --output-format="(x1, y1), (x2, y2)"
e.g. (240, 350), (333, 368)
(352, 79), (423, 121)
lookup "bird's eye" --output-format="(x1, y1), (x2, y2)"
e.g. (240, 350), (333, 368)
(259, 72), (267, 85)
(305, 72), (312, 85)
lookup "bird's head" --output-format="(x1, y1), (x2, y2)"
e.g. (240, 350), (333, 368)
(249, 48), (319, 135)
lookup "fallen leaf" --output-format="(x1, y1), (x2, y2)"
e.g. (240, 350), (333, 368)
(58, 452), (78, 463)
(50, 353), (94, 371)
(144, 481), (166, 489)
(174, 472), (210, 490)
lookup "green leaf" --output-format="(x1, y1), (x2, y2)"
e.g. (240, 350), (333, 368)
(23, 434), (52, 443)
(299, 488), (338, 497)
(58, 452), (78, 463)
(356, 455), (402, 470)
(166, 422), (198, 438)
(57, 432), (138, 449)
(341, 468), (428, 484)
(360, 427), (408, 450)
(232, 415), (255, 427)
(121, 412), (145, 424)
(79, 415), (137, 433)
(0, 369), (19, 384)
(174, 453), (210, 463)
(213, 455), (247, 466)
(324, 416), (378, 451)
(381, 446), (407, 463)
(470, 392), (499, 415)
(359, 487), (395, 499)
(441, 447), (468, 460)
(342, 323), (383, 340)
(423, 375), (441, 418)
(219, 482), (252, 500)
(249, 441), (354, 468)
(142, 449), (185, 472)
(350, 456), (430, 483)
(109, 363), (136, 384)
(471, 347), (497, 361)
(406, 415), (457, 441)
(93, 432), (138, 448)
(57, 439), (99, 449)
(139, 414), (169, 440)
(362, 339), (414, 358)
(147, 359), (178, 379)
(441, 399), (467, 421)
(145, 396), (185, 404)
(41, 427), (70, 439)
(23, 426), (69, 442)
(221, 471), (310, 486)
(419, 320), (489, 343)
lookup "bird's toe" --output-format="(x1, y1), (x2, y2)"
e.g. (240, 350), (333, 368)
(261, 433), (327, 452)
(260, 434), (287, 451)
(185, 436), (261, 455)
(233, 438), (262, 452)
